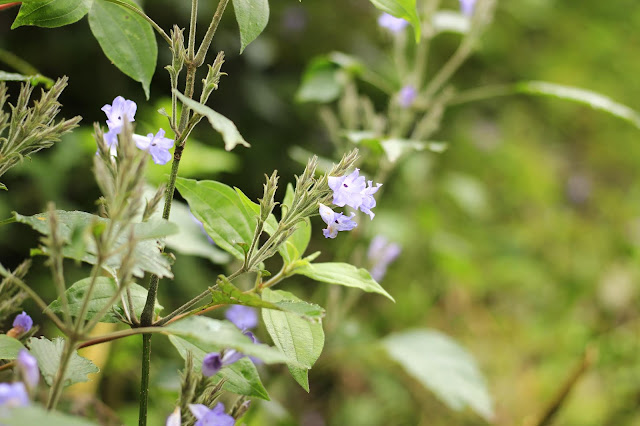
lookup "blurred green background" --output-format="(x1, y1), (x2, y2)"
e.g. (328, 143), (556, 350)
(2, 0), (640, 425)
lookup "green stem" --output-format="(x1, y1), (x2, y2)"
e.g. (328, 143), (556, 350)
(0, 47), (39, 75)
(445, 84), (516, 106)
(102, 0), (171, 45)
(194, 0), (230, 66)
(138, 333), (152, 426)
(0, 216), (16, 227)
(422, 38), (474, 103)
(46, 338), (77, 410)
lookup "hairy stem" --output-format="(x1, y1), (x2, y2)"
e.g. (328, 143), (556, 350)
(46, 338), (78, 410)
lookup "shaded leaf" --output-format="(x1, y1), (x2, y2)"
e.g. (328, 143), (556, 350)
(88, 0), (157, 98)
(175, 91), (250, 150)
(175, 178), (257, 260)
(164, 316), (294, 365)
(232, 0), (269, 53)
(169, 335), (269, 400)
(0, 335), (26, 359)
(293, 262), (394, 301)
(12, 0), (92, 29)
(47, 277), (162, 323)
(295, 58), (344, 103)
(262, 289), (324, 392)
(29, 337), (99, 387)
(15, 210), (177, 278)
(382, 329), (494, 421)
(0, 405), (98, 426)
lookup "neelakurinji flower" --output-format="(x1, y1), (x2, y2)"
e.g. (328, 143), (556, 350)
(16, 350), (39, 390)
(189, 402), (235, 426)
(319, 203), (357, 239)
(225, 305), (258, 331)
(328, 169), (382, 219)
(460, 0), (477, 16)
(102, 96), (137, 155)
(12, 311), (32, 334)
(133, 128), (175, 165)
(377, 13), (409, 33)
(0, 382), (29, 407)
(367, 235), (401, 281)
(398, 85), (417, 108)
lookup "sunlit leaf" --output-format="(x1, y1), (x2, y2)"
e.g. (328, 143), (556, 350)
(12, 0), (92, 29)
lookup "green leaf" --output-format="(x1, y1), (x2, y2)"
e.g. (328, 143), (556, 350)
(233, 186), (278, 235)
(164, 316), (294, 366)
(293, 262), (395, 301)
(0, 405), (98, 426)
(279, 184), (310, 264)
(168, 335), (269, 400)
(369, 0), (421, 42)
(0, 335), (26, 359)
(29, 337), (99, 387)
(295, 58), (344, 103)
(380, 138), (448, 162)
(211, 276), (325, 322)
(88, 0), (157, 99)
(15, 210), (177, 278)
(12, 0), (92, 29)
(174, 91), (250, 151)
(47, 277), (163, 323)
(382, 329), (494, 421)
(0, 71), (54, 87)
(175, 178), (258, 260)
(158, 195), (230, 264)
(232, 0), (269, 53)
(516, 81), (640, 129)
(261, 289), (324, 392)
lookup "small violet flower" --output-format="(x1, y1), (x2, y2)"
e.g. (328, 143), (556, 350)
(378, 13), (409, 33)
(319, 204), (357, 239)
(328, 169), (382, 219)
(0, 382), (29, 407)
(202, 330), (260, 376)
(17, 350), (39, 390)
(133, 128), (175, 165)
(12, 311), (32, 334)
(166, 407), (181, 426)
(460, 0), (477, 17)
(189, 402), (235, 426)
(367, 235), (401, 281)
(398, 85), (417, 108)
(102, 96), (137, 156)
(225, 305), (258, 330)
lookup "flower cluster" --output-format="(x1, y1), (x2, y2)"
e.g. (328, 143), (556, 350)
(320, 169), (382, 239)
(101, 96), (174, 165)
(201, 305), (261, 377)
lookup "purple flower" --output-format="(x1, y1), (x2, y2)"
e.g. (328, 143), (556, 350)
(378, 13), (409, 33)
(328, 169), (382, 219)
(202, 331), (261, 376)
(367, 235), (401, 281)
(319, 204), (357, 239)
(166, 408), (181, 426)
(0, 382), (29, 407)
(225, 305), (258, 330)
(398, 85), (417, 108)
(133, 128), (174, 165)
(460, 0), (477, 16)
(102, 96), (137, 133)
(17, 350), (39, 389)
(189, 402), (235, 426)
(12, 311), (32, 333)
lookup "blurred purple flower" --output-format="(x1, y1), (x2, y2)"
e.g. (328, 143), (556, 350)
(0, 382), (29, 407)
(189, 403), (235, 426)
(17, 350), (39, 389)
(367, 236), (401, 281)
(319, 204), (357, 239)
(190, 212), (215, 244)
(12, 311), (32, 333)
(202, 330), (261, 376)
(281, 6), (307, 33)
(166, 407), (181, 426)
(225, 305), (258, 330)
(460, 0), (477, 16)
(398, 85), (417, 108)
(133, 128), (174, 165)
(378, 13), (408, 33)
